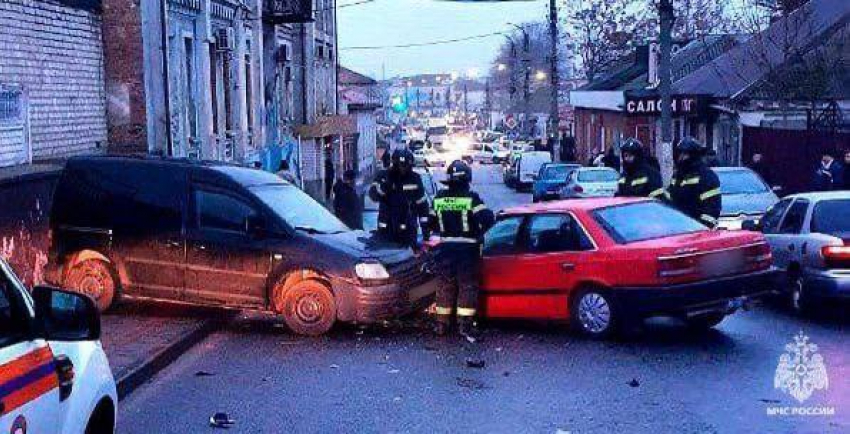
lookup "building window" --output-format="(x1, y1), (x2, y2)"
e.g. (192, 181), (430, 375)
(183, 37), (197, 141)
(245, 53), (253, 133)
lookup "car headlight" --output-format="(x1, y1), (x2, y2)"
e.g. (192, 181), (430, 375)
(355, 262), (390, 280)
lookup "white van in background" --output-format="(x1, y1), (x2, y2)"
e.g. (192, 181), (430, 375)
(515, 151), (552, 191)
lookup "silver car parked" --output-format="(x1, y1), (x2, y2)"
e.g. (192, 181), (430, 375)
(559, 167), (619, 199)
(712, 167), (780, 230)
(744, 192), (850, 313)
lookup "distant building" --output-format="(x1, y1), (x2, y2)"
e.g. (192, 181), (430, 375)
(339, 67), (381, 181)
(383, 73), (454, 123)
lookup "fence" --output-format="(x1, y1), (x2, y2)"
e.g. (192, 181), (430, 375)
(742, 127), (850, 194)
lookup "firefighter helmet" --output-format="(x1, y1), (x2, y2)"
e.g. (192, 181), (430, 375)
(444, 160), (473, 185)
(620, 138), (645, 157)
(392, 148), (415, 169)
(676, 136), (706, 155)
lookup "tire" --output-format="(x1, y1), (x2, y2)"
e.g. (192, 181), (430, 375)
(571, 288), (619, 338)
(276, 280), (337, 336)
(85, 399), (115, 434)
(65, 259), (118, 312)
(685, 313), (726, 331)
(789, 275), (816, 315)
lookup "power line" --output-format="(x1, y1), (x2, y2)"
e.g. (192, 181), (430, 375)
(340, 30), (508, 51)
(314, 0), (377, 13)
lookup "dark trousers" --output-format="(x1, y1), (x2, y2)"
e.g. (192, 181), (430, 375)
(435, 244), (481, 325)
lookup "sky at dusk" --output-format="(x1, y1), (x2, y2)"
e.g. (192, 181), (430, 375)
(337, 0), (550, 80)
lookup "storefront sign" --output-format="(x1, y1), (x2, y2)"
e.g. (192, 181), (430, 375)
(624, 94), (709, 116)
(263, 0), (313, 23)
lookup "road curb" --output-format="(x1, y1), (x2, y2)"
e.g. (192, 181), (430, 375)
(116, 316), (227, 400)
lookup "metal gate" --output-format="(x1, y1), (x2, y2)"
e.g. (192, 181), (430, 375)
(0, 85), (30, 167)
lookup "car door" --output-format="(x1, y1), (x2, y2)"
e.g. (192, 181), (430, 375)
(184, 185), (272, 308)
(481, 213), (594, 320)
(0, 265), (62, 433)
(772, 199), (810, 270)
(113, 164), (187, 301)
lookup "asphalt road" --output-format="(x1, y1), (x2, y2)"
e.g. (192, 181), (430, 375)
(118, 164), (848, 434)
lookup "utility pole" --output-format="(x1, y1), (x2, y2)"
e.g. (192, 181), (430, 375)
(485, 78), (492, 130)
(548, 0), (560, 158)
(658, 0), (675, 179)
(463, 80), (469, 121)
(522, 31), (530, 138)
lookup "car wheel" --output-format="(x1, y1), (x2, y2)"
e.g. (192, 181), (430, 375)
(278, 280), (337, 336)
(685, 313), (726, 331)
(65, 259), (118, 312)
(571, 288), (618, 338)
(789, 276), (816, 315)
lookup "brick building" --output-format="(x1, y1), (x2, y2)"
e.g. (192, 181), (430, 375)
(0, 0), (107, 167)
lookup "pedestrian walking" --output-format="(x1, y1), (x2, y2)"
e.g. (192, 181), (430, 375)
(811, 151), (844, 191)
(276, 160), (297, 185)
(381, 148), (392, 169)
(560, 135), (577, 163)
(428, 160), (495, 340)
(616, 138), (664, 199)
(602, 147), (620, 171)
(665, 137), (722, 228)
(333, 170), (363, 230)
(747, 153), (773, 186)
(368, 149), (430, 249)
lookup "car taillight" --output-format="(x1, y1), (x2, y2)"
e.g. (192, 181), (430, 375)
(573, 185), (584, 193)
(744, 242), (773, 271)
(822, 244), (850, 269)
(658, 255), (698, 279)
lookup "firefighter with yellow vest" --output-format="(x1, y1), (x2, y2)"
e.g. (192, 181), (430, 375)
(665, 137), (722, 228)
(615, 138), (664, 199)
(429, 160), (495, 340)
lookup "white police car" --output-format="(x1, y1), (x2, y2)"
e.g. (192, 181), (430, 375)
(0, 259), (116, 433)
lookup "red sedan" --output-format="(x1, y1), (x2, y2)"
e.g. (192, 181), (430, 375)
(478, 198), (778, 337)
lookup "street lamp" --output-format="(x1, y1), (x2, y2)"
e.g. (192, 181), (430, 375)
(535, 71), (547, 81)
(497, 63), (507, 72)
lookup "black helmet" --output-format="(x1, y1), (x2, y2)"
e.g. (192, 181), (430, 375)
(444, 160), (472, 185)
(392, 148), (414, 169)
(676, 136), (706, 155)
(620, 138), (645, 157)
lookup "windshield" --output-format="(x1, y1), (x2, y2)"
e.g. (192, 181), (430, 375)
(717, 170), (769, 195)
(593, 202), (707, 243)
(543, 165), (576, 180)
(811, 199), (850, 237)
(251, 185), (349, 234)
(578, 169), (619, 183)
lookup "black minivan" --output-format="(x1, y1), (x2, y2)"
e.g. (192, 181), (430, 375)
(46, 156), (436, 335)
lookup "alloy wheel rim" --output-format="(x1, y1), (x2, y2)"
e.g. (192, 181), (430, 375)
(578, 293), (611, 334)
(295, 294), (324, 324)
(78, 270), (106, 301)
(792, 280), (803, 311)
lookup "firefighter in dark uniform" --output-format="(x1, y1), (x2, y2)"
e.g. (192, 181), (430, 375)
(369, 149), (430, 248)
(616, 138), (664, 199)
(429, 160), (495, 339)
(665, 137), (722, 228)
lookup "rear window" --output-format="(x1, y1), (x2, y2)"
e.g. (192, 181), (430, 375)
(811, 199), (850, 237)
(593, 202), (706, 243)
(578, 169), (618, 183)
(543, 165), (576, 180)
(717, 170), (769, 195)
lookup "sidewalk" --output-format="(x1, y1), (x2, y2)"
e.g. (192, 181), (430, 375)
(100, 301), (233, 399)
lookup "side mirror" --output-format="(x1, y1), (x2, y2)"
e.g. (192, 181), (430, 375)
(33, 286), (100, 341)
(741, 219), (762, 232)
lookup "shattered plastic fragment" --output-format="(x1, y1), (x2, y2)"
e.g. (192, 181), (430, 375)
(209, 412), (235, 428)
